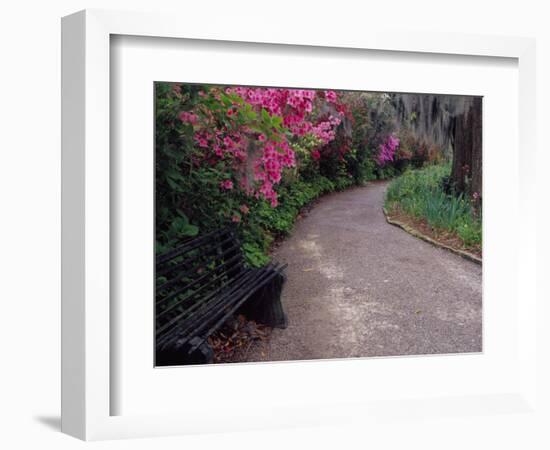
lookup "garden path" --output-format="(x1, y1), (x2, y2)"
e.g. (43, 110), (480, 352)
(237, 181), (482, 362)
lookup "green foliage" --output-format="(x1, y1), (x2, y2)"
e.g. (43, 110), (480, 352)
(155, 83), (202, 251)
(344, 92), (400, 182)
(374, 164), (396, 180)
(385, 165), (482, 248)
(345, 148), (376, 184)
(456, 219), (482, 247)
(155, 83), (251, 251)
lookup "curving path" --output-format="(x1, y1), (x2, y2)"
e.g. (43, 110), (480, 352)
(239, 181), (482, 362)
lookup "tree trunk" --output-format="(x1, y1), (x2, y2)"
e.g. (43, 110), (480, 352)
(469, 97), (483, 197)
(451, 97), (482, 197)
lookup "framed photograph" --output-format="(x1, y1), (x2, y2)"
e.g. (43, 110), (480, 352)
(152, 83), (483, 368)
(62, 9), (538, 440)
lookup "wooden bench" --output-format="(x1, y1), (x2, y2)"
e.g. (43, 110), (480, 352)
(155, 227), (287, 366)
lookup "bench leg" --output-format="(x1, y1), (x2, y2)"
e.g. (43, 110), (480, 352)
(156, 336), (214, 366)
(239, 271), (288, 329)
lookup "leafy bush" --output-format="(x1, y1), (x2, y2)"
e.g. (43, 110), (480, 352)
(344, 92), (400, 182)
(385, 165), (481, 249)
(456, 220), (482, 247)
(396, 128), (444, 168)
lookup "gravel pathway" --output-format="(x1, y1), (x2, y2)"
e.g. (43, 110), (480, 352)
(238, 181), (482, 362)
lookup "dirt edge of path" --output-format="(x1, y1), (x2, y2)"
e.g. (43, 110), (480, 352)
(382, 207), (482, 265)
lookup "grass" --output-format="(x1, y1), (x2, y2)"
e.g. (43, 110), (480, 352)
(384, 165), (482, 249)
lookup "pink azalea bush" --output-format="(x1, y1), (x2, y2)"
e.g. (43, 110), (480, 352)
(181, 86), (344, 208)
(377, 134), (400, 166)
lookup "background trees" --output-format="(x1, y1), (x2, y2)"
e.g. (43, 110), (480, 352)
(393, 93), (482, 198)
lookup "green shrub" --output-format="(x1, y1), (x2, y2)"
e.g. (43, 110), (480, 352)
(456, 219), (482, 247)
(385, 165), (481, 249)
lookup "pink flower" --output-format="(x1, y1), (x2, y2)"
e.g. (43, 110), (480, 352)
(179, 111), (198, 125)
(311, 117), (340, 144)
(223, 136), (235, 149)
(231, 214), (241, 223)
(194, 132), (209, 148)
(325, 90), (337, 102)
(472, 192), (480, 200)
(377, 134), (400, 166)
(234, 149), (246, 161)
(220, 179), (233, 190)
(188, 85), (346, 209)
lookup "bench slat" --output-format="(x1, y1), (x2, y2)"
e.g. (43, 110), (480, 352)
(156, 251), (244, 308)
(156, 227), (233, 265)
(156, 267), (260, 348)
(156, 237), (236, 280)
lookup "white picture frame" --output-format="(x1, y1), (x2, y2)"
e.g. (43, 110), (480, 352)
(61, 9), (538, 441)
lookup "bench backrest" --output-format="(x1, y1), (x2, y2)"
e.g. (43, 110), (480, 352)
(155, 227), (245, 345)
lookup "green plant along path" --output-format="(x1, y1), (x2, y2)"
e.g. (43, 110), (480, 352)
(385, 165), (482, 250)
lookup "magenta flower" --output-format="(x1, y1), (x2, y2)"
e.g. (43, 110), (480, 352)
(325, 90), (337, 102)
(220, 179), (233, 190)
(223, 136), (235, 149)
(194, 131), (209, 148)
(179, 111), (198, 125)
(187, 86), (347, 208)
(377, 135), (400, 166)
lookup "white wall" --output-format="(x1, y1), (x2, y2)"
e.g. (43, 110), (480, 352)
(0, 1), (548, 448)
